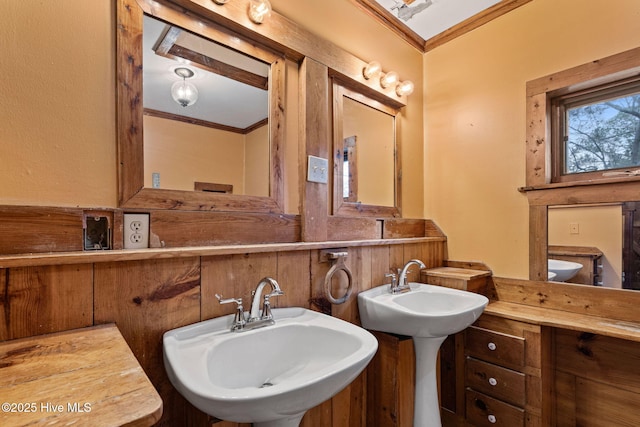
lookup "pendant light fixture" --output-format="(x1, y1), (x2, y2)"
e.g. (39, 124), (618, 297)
(171, 67), (198, 107)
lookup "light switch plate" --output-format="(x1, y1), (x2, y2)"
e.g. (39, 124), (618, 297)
(307, 155), (329, 184)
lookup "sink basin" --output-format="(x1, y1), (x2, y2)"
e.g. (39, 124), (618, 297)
(548, 259), (583, 281)
(358, 282), (489, 338)
(163, 307), (377, 427)
(358, 282), (488, 427)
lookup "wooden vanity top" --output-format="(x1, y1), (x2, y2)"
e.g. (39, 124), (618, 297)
(485, 300), (640, 343)
(0, 324), (162, 427)
(484, 276), (640, 343)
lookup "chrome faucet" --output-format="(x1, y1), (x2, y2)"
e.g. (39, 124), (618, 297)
(390, 259), (426, 294)
(248, 277), (284, 325)
(215, 277), (284, 332)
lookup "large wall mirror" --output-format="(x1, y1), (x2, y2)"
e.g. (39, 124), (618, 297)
(117, 0), (285, 212)
(533, 198), (640, 291)
(331, 81), (401, 217)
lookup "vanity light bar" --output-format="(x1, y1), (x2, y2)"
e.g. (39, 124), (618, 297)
(212, 0), (272, 24)
(363, 61), (414, 98)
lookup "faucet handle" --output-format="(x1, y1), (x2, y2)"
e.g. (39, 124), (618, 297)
(261, 290), (283, 319)
(215, 294), (246, 331)
(385, 272), (397, 286)
(215, 294), (243, 307)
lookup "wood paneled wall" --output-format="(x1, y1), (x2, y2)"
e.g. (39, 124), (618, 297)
(554, 329), (640, 426)
(0, 239), (446, 426)
(0, 206), (445, 254)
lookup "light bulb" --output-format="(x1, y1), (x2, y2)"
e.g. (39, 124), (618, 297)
(396, 80), (414, 97)
(248, 0), (272, 24)
(171, 80), (199, 107)
(380, 71), (399, 89)
(363, 61), (381, 80)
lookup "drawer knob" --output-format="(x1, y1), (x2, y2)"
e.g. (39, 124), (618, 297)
(488, 342), (497, 351)
(488, 377), (498, 386)
(488, 414), (497, 423)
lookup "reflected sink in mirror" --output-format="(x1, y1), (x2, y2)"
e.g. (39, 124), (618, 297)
(548, 259), (583, 282)
(163, 307), (377, 427)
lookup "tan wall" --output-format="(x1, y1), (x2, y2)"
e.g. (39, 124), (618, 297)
(0, 0), (422, 218)
(0, 0), (116, 207)
(424, 0), (640, 278)
(144, 115), (246, 193)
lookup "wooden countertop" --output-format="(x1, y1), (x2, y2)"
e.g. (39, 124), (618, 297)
(0, 324), (162, 427)
(485, 300), (640, 343)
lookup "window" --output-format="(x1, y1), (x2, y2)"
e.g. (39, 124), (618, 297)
(551, 78), (640, 183)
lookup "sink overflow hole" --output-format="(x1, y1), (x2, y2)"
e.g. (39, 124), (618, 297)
(260, 381), (274, 388)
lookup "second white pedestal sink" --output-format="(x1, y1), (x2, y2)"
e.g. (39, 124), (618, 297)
(163, 307), (377, 427)
(358, 282), (488, 427)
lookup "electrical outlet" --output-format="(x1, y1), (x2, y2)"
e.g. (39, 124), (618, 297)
(124, 213), (149, 249)
(569, 222), (580, 234)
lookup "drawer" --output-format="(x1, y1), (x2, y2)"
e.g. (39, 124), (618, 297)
(466, 357), (526, 407)
(466, 388), (525, 427)
(465, 326), (525, 368)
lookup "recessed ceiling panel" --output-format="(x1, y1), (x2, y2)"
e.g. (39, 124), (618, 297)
(372, 0), (502, 41)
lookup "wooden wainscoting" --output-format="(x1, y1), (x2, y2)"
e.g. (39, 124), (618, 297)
(0, 238), (447, 426)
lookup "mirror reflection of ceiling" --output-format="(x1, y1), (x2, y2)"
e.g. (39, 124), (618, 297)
(142, 15), (269, 129)
(371, 0), (501, 40)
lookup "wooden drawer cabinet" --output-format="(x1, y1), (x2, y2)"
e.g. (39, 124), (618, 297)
(461, 315), (545, 427)
(466, 357), (526, 406)
(466, 389), (525, 427)
(466, 326), (525, 368)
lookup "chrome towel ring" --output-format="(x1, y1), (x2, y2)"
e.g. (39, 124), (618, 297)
(324, 251), (353, 305)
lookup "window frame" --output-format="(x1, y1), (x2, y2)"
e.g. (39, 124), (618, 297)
(550, 76), (640, 184)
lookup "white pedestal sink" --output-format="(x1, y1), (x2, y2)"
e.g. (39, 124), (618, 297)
(358, 283), (488, 427)
(163, 307), (377, 427)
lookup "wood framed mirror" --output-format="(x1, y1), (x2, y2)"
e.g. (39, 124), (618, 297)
(117, 0), (285, 212)
(331, 81), (401, 218)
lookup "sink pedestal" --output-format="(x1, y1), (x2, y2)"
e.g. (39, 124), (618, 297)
(413, 336), (447, 427)
(254, 412), (305, 427)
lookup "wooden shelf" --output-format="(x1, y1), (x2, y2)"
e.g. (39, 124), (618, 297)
(0, 237), (444, 268)
(0, 324), (162, 426)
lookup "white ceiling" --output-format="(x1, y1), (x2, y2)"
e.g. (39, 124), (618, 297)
(372, 0), (502, 41)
